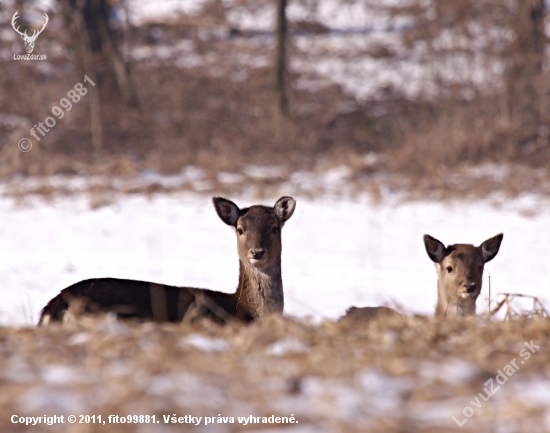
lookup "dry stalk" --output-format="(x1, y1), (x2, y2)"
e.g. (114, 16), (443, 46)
(490, 292), (549, 319)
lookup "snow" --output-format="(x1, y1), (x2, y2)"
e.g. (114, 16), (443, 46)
(419, 358), (480, 385)
(128, 0), (206, 25)
(41, 364), (96, 385)
(181, 334), (232, 352)
(119, 0), (506, 101)
(0, 186), (549, 327)
(266, 338), (309, 356)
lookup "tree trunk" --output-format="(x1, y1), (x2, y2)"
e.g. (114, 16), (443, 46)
(60, 0), (103, 151)
(60, 0), (138, 107)
(273, 0), (288, 122)
(507, 0), (546, 127)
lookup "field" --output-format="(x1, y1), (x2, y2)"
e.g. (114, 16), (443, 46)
(2, 0), (550, 431)
(1, 313), (550, 432)
(0, 183), (548, 432)
(1, 180), (550, 326)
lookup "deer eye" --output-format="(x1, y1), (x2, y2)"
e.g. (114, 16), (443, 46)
(272, 226), (279, 235)
(446, 266), (453, 273)
(236, 227), (244, 236)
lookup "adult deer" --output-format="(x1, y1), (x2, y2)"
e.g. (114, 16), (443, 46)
(12, 11), (49, 54)
(423, 233), (503, 317)
(39, 196), (296, 325)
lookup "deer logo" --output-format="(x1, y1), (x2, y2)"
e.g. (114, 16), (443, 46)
(11, 11), (49, 54)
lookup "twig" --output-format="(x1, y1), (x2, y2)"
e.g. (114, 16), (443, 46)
(490, 292), (549, 319)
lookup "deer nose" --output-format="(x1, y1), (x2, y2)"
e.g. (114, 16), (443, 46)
(464, 283), (477, 293)
(251, 248), (266, 260)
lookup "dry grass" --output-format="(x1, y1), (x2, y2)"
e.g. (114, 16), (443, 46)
(1, 1), (549, 202)
(491, 293), (550, 320)
(1, 313), (550, 432)
(3, 159), (550, 214)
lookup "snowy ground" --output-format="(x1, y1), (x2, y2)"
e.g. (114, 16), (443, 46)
(1, 184), (549, 327)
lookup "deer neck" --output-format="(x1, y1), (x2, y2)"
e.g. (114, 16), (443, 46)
(233, 259), (284, 321)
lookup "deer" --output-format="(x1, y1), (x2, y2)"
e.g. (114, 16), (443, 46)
(38, 196), (296, 326)
(423, 233), (503, 317)
(340, 233), (504, 322)
(11, 11), (49, 54)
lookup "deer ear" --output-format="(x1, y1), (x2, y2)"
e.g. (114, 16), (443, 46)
(213, 197), (240, 226)
(479, 233), (503, 262)
(274, 196), (296, 224)
(423, 234), (446, 263)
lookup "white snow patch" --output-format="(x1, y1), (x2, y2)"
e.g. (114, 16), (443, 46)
(128, 0), (207, 24)
(181, 334), (231, 352)
(510, 379), (550, 405)
(323, 166), (352, 184)
(41, 365), (96, 385)
(266, 338), (309, 356)
(67, 332), (90, 345)
(419, 358), (479, 385)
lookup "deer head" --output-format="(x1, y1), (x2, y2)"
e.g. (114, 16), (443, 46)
(424, 233), (503, 317)
(213, 196), (296, 273)
(12, 11), (49, 54)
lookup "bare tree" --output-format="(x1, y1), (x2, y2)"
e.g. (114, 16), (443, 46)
(60, 0), (139, 104)
(273, 0), (288, 121)
(59, 0), (140, 151)
(59, 0), (102, 151)
(367, 0), (548, 165)
(507, 0), (546, 127)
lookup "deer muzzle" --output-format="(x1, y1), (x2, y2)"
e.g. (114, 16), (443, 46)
(249, 248), (266, 261)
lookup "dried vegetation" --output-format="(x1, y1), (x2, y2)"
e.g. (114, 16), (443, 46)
(1, 0), (550, 200)
(1, 313), (550, 432)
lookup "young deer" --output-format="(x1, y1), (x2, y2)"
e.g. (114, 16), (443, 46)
(423, 233), (503, 317)
(38, 196), (296, 325)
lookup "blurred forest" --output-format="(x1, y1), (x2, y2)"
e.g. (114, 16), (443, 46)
(0, 0), (549, 185)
